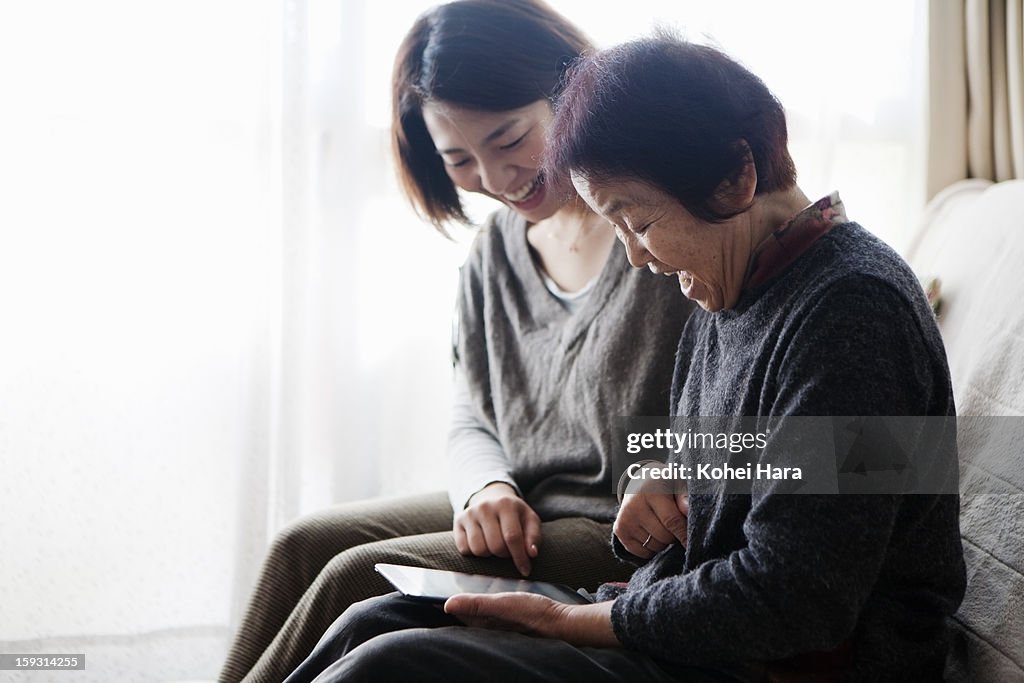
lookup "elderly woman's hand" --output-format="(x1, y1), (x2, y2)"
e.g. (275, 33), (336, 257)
(614, 483), (689, 560)
(444, 592), (620, 648)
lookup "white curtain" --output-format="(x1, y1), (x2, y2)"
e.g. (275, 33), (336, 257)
(0, 2), (927, 681)
(0, 0), (280, 678)
(928, 0), (1024, 197)
(0, 1), (461, 680)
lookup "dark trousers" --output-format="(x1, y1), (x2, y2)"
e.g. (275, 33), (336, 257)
(284, 592), (743, 683)
(220, 493), (635, 683)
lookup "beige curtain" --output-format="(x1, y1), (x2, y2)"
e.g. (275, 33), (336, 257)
(928, 0), (1024, 198)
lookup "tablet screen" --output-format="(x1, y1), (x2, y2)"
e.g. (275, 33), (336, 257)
(375, 563), (594, 605)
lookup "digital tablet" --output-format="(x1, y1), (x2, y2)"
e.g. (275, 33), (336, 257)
(374, 563), (594, 605)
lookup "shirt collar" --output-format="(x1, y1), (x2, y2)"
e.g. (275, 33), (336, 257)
(743, 191), (847, 292)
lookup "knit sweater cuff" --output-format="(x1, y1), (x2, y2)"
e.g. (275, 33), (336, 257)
(452, 475), (523, 511)
(616, 459), (666, 503)
(609, 592), (642, 652)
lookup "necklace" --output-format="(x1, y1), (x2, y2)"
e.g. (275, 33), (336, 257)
(546, 213), (599, 253)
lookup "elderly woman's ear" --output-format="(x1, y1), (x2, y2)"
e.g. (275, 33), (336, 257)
(711, 139), (757, 216)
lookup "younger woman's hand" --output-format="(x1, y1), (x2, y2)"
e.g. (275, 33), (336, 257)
(454, 482), (541, 576)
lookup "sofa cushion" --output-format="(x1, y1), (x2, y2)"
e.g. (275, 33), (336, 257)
(904, 179), (1024, 681)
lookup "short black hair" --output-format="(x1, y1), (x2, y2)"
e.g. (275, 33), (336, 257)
(546, 31), (796, 223)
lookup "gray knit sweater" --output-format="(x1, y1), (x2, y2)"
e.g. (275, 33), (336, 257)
(454, 208), (691, 522)
(608, 222), (967, 680)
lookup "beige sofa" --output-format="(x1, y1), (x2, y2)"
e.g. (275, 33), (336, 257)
(904, 179), (1024, 681)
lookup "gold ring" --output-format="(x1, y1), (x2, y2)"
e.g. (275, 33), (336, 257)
(642, 534), (653, 549)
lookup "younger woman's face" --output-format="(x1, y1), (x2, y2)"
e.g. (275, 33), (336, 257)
(422, 100), (565, 222)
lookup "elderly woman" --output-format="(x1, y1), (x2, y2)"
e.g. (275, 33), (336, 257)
(284, 33), (966, 683)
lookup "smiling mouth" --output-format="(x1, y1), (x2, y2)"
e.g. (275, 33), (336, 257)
(503, 174), (542, 203)
(648, 265), (689, 284)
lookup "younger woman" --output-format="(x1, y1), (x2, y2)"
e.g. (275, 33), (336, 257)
(218, 3), (690, 681)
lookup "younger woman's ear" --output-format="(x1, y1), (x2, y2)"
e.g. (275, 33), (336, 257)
(711, 139), (757, 214)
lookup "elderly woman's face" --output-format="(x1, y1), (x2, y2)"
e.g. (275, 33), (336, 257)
(572, 173), (749, 312)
